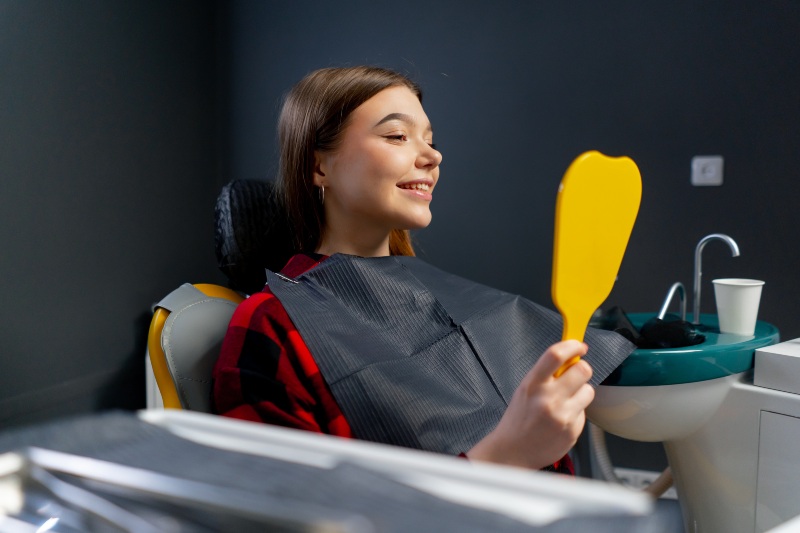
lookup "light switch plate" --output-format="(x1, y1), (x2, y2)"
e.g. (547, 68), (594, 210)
(691, 155), (724, 186)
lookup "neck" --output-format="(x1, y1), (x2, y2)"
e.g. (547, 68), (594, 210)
(316, 227), (391, 258)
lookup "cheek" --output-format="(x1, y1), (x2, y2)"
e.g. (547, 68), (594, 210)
(331, 145), (413, 202)
(362, 145), (413, 179)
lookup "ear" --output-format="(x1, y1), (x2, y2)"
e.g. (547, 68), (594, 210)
(313, 150), (327, 187)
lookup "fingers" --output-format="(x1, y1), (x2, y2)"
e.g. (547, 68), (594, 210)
(565, 409), (588, 445)
(528, 340), (588, 384)
(557, 359), (594, 392)
(568, 382), (596, 411)
(558, 384), (594, 442)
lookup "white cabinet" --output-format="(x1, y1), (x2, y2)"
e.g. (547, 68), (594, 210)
(757, 411), (800, 532)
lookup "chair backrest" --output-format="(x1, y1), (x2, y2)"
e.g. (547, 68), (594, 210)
(147, 283), (244, 411)
(214, 179), (294, 295)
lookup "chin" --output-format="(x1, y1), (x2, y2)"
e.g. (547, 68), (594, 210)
(404, 214), (433, 230)
(388, 206), (433, 231)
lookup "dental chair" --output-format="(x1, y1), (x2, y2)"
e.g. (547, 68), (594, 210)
(145, 179), (294, 410)
(146, 283), (244, 410)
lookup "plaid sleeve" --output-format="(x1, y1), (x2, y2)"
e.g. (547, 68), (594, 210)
(548, 455), (575, 475)
(211, 287), (353, 438)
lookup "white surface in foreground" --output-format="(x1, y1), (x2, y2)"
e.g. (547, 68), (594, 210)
(139, 409), (652, 526)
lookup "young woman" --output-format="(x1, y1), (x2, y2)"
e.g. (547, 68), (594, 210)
(212, 66), (632, 474)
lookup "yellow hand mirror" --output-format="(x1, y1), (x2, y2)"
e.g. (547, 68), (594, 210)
(552, 151), (641, 377)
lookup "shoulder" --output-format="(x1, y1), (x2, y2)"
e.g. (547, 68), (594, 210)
(227, 288), (287, 330)
(227, 252), (325, 327)
(281, 252), (328, 277)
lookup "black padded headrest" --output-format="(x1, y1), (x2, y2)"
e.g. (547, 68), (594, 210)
(214, 180), (294, 294)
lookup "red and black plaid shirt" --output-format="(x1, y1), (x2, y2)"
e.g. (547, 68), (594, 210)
(212, 253), (573, 475)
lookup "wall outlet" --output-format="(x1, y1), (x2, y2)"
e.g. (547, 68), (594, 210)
(614, 467), (678, 499)
(691, 155), (724, 186)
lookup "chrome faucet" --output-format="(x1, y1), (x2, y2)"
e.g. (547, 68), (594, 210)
(692, 233), (740, 324)
(658, 282), (687, 321)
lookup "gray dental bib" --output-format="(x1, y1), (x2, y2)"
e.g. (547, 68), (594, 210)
(267, 254), (633, 455)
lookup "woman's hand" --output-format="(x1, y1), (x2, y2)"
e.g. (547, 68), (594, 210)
(466, 340), (594, 470)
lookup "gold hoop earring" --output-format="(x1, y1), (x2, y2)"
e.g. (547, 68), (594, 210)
(319, 185), (325, 205)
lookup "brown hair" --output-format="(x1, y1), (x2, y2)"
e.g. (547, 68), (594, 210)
(277, 66), (422, 256)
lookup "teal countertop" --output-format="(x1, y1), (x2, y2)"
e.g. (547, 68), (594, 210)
(599, 313), (780, 387)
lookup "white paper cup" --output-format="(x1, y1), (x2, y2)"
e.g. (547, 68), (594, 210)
(712, 278), (765, 336)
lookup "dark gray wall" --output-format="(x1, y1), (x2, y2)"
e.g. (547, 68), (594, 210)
(223, 0), (800, 475)
(0, 0), (224, 426)
(224, 0), (800, 343)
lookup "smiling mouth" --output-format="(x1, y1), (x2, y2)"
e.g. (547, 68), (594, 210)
(398, 183), (431, 192)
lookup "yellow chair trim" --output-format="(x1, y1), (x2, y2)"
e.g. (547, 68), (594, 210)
(148, 307), (183, 409)
(148, 283), (245, 409)
(194, 283), (245, 304)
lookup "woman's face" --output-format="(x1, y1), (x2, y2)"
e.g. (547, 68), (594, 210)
(314, 86), (442, 251)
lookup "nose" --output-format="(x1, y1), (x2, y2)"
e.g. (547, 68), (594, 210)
(416, 142), (442, 169)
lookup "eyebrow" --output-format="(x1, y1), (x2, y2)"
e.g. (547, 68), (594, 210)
(374, 113), (433, 133)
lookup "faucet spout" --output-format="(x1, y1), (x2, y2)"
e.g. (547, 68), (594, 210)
(692, 233), (740, 324)
(658, 282), (687, 321)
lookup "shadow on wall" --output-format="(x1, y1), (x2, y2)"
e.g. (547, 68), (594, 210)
(0, 308), (149, 428)
(98, 312), (150, 411)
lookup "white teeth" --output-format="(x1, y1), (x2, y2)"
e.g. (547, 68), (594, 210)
(400, 183), (430, 191)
